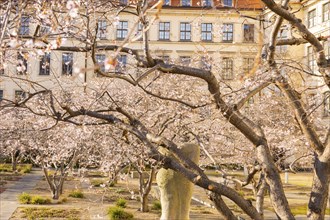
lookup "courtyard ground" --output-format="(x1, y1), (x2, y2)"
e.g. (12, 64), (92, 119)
(0, 167), (329, 220)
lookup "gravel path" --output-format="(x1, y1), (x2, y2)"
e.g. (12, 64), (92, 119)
(0, 169), (43, 220)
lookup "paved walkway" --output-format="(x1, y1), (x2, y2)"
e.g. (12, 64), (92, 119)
(0, 169), (43, 220)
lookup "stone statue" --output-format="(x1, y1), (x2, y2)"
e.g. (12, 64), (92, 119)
(156, 143), (200, 220)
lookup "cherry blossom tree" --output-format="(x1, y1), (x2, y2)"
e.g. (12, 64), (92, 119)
(0, 0), (329, 219)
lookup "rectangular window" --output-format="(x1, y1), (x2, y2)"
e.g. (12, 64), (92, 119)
(202, 0), (212, 6)
(0, 52), (5, 75)
(97, 19), (107, 39)
(276, 29), (288, 53)
(323, 3), (330, 22)
(308, 9), (316, 28)
(243, 58), (254, 75)
(324, 41), (330, 59)
(180, 22), (191, 41)
(120, 0), (128, 4)
(201, 23), (212, 41)
(39, 53), (51, 75)
(179, 56), (191, 65)
(222, 24), (233, 42)
(201, 56), (211, 71)
(182, 0), (190, 6)
(115, 55), (127, 73)
(40, 24), (50, 36)
(62, 53), (73, 75)
(17, 52), (28, 75)
(117, 21), (128, 40)
(222, 57), (233, 79)
(159, 22), (170, 40)
(243, 24), (254, 42)
(96, 54), (106, 73)
(0, 90), (3, 101)
(307, 46), (316, 73)
(324, 92), (330, 116)
(19, 16), (29, 35)
(15, 90), (26, 102)
(163, 0), (170, 5)
(223, 0), (232, 6)
(135, 22), (143, 40)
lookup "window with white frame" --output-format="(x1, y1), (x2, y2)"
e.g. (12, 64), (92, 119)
(0, 52), (5, 75)
(0, 90), (3, 101)
(115, 55), (127, 73)
(97, 19), (107, 39)
(163, 0), (170, 6)
(179, 56), (191, 65)
(243, 58), (254, 75)
(222, 57), (233, 79)
(201, 56), (211, 71)
(243, 24), (254, 42)
(182, 0), (190, 6)
(201, 23), (212, 41)
(62, 53), (73, 75)
(19, 16), (30, 35)
(324, 41), (330, 59)
(135, 22), (143, 40)
(307, 46), (316, 73)
(223, 0), (232, 6)
(39, 53), (51, 75)
(222, 24), (233, 42)
(40, 25), (50, 35)
(17, 52), (28, 74)
(96, 54), (106, 73)
(202, 0), (212, 7)
(324, 92), (330, 116)
(323, 2), (330, 22)
(180, 22), (191, 41)
(117, 21), (128, 40)
(159, 22), (170, 40)
(308, 9), (316, 28)
(276, 29), (288, 53)
(15, 90), (26, 102)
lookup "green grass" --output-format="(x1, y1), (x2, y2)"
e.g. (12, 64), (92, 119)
(115, 198), (127, 208)
(30, 195), (51, 204)
(68, 190), (84, 198)
(20, 207), (80, 220)
(90, 178), (106, 187)
(18, 193), (51, 204)
(107, 206), (133, 220)
(0, 164), (32, 173)
(290, 205), (330, 216)
(151, 201), (161, 211)
(18, 192), (32, 204)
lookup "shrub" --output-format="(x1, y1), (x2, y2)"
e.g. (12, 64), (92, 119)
(30, 196), (51, 204)
(115, 198), (127, 208)
(19, 192), (32, 204)
(107, 207), (133, 220)
(59, 197), (68, 204)
(21, 164), (32, 173)
(91, 179), (103, 187)
(151, 201), (162, 210)
(68, 190), (84, 198)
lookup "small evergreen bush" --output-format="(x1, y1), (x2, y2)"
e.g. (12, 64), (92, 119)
(107, 207), (133, 220)
(115, 198), (127, 208)
(18, 192), (32, 204)
(30, 196), (51, 204)
(68, 190), (84, 198)
(151, 201), (162, 210)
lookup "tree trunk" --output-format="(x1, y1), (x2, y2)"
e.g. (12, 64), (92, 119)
(308, 154), (330, 220)
(256, 145), (294, 220)
(210, 192), (236, 220)
(52, 186), (60, 200)
(11, 152), (17, 173)
(256, 176), (267, 218)
(140, 194), (149, 212)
